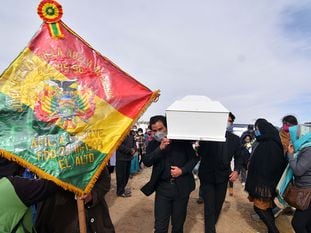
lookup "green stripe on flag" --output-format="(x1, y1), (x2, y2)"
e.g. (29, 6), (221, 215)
(50, 23), (60, 36)
(0, 92), (107, 190)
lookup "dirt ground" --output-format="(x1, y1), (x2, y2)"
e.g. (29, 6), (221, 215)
(106, 167), (294, 233)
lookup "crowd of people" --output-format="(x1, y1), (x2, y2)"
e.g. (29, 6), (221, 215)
(0, 113), (310, 233)
(109, 113), (310, 233)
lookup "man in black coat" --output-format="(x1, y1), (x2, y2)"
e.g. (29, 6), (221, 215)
(141, 115), (199, 233)
(116, 131), (136, 197)
(198, 112), (242, 233)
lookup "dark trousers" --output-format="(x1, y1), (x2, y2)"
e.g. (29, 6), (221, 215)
(254, 206), (279, 233)
(201, 182), (228, 233)
(240, 167), (247, 183)
(139, 152), (145, 167)
(107, 165), (115, 174)
(116, 160), (131, 196)
(154, 183), (189, 233)
(292, 203), (311, 233)
(199, 183), (204, 198)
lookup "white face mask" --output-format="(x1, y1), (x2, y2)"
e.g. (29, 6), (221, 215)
(153, 131), (166, 142)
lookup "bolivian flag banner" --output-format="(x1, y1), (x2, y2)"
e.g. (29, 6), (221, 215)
(0, 1), (159, 195)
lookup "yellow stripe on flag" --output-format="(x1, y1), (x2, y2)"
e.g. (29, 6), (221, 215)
(0, 48), (65, 106)
(0, 48), (133, 153)
(67, 100), (133, 153)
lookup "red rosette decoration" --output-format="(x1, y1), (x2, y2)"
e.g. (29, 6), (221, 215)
(37, 0), (63, 23)
(37, 0), (64, 38)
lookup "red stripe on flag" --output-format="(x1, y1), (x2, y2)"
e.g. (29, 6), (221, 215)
(28, 23), (153, 119)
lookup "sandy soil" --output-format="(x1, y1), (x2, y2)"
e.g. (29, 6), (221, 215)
(106, 167), (294, 233)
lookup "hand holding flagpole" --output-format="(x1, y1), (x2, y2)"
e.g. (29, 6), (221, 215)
(77, 197), (87, 233)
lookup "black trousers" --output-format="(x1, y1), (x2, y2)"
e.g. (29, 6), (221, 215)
(138, 151), (145, 167)
(115, 160), (131, 196)
(201, 182), (228, 233)
(254, 206), (279, 233)
(292, 203), (311, 233)
(154, 182), (189, 233)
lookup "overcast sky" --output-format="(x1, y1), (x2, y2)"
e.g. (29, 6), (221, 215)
(1, 0), (310, 125)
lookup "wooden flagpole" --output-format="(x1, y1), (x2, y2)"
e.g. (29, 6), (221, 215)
(77, 198), (87, 233)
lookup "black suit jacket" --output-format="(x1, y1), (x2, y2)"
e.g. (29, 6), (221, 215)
(141, 140), (199, 196)
(116, 134), (136, 161)
(198, 131), (242, 184)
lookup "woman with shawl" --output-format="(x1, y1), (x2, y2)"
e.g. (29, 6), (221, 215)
(245, 119), (287, 233)
(287, 124), (311, 233)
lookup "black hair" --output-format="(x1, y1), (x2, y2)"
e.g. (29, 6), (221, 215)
(229, 112), (236, 122)
(137, 128), (143, 132)
(149, 115), (167, 128)
(282, 115), (298, 126)
(243, 134), (252, 141)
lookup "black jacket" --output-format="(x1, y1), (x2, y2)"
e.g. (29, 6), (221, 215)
(116, 134), (136, 161)
(141, 140), (199, 196)
(245, 119), (286, 199)
(35, 168), (115, 233)
(198, 131), (242, 184)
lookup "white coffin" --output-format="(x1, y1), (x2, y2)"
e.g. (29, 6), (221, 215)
(165, 95), (229, 141)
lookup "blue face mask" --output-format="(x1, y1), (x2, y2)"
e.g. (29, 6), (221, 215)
(226, 123), (233, 132)
(254, 129), (261, 137)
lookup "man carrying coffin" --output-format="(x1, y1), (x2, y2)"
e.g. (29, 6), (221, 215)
(198, 112), (242, 233)
(141, 115), (199, 233)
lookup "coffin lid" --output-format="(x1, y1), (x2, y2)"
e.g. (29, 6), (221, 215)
(166, 95), (229, 113)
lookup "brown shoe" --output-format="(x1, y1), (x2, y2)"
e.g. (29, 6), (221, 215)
(229, 187), (233, 196)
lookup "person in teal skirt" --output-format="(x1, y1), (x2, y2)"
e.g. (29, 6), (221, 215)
(130, 151), (140, 175)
